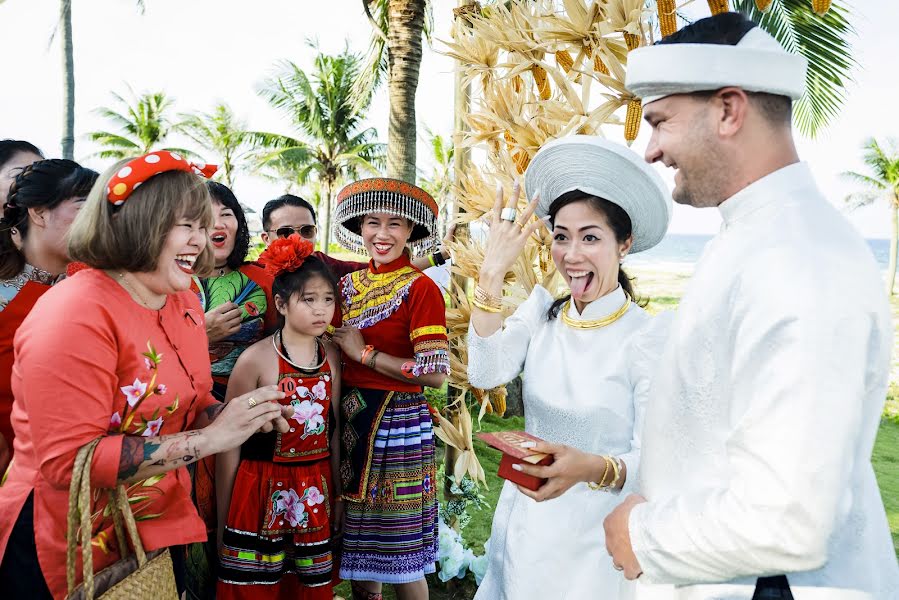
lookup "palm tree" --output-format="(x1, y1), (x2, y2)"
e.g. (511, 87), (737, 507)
(87, 87), (191, 160)
(178, 104), (254, 188)
(419, 126), (454, 236)
(356, 0), (431, 183)
(57, 1), (145, 159)
(732, 0), (855, 138)
(251, 50), (385, 251)
(843, 138), (899, 295)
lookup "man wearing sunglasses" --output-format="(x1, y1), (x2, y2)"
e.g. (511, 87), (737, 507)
(261, 194), (452, 279)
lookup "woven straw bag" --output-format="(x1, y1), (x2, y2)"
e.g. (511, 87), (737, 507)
(65, 438), (179, 600)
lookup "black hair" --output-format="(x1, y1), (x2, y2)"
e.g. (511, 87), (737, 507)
(271, 255), (339, 323)
(658, 12), (791, 125)
(0, 140), (44, 171)
(262, 194), (317, 230)
(545, 190), (643, 320)
(207, 181), (251, 269)
(1, 159), (98, 278)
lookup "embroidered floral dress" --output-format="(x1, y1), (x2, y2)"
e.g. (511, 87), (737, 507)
(218, 347), (336, 600)
(335, 254), (449, 584)
(0, 268), (220, 599)
(0, 264), (64, 449)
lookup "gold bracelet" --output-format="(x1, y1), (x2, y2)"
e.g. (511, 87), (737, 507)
(587, 456), (611, 491)
(474, 285), (503, 310)
(471, 298), (502, 313)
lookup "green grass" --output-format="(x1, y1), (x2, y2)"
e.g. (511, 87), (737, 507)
(873, 419), (899, 554)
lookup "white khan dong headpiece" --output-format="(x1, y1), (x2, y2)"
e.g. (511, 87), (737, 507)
(524, 136), (671, 253)
(625, 27), (809, 106)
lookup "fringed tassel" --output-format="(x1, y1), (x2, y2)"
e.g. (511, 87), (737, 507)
(411, 350), (451, 377)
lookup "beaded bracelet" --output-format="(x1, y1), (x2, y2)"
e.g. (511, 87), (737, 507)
(473, 286), (502, 311)
(366, 350), (379, 369)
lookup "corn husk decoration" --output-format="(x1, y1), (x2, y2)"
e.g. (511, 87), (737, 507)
(755, 0), (774, 11)
(657, 0), (678, 37)
(811, 0), (832, 15)
(707, 0), (729, 14)
(437, 0), (661, 486)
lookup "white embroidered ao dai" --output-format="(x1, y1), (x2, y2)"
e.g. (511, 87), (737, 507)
(468, 285), (665, 600)
(629, 163), (899, 600)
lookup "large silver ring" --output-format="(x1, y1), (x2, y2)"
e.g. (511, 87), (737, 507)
(500, 207), (517, 222)
(613, 564), (624, 571)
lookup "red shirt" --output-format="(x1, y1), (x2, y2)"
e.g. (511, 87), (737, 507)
(0, 269), (219, 599)
(334, 255), (449, 392)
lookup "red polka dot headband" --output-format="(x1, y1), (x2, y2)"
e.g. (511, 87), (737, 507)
(106, 150), (218, 205)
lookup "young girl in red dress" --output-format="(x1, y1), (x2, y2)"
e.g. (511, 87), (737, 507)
(216, 234), (342, 600)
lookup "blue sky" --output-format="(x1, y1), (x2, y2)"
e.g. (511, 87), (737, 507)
(0, 0), (895, 237)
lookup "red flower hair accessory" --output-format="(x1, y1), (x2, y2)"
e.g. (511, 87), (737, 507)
(260, 234), (315, 277)
(106, 150), (218, 205)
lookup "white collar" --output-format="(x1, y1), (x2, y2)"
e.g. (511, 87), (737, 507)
(566, 285), (627, 321)
(717, 162), (816, 226)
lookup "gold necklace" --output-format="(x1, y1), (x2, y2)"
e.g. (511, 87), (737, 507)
(560, 297), (630, 330)
(117, 272), (164, 310)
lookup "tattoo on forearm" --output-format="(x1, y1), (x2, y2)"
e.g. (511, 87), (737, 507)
(117, 430), (204, 481)
(202, 402), (225, 423)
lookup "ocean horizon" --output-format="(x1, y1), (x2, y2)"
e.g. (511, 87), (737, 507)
(628, 233), (894, 270)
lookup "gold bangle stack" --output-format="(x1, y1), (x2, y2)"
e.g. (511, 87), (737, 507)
(587, 455), (621, 491)
(472, 285), (502, 313)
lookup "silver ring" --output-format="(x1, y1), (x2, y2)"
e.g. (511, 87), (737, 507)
(613, 564), (624, 571)
(247, 397), (258, 408)
(500, 207), (517, 222)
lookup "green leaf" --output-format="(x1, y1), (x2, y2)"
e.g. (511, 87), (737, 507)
(732, 0), (856, 138)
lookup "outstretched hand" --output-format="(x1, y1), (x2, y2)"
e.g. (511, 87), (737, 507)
(479, 180), (545, 281)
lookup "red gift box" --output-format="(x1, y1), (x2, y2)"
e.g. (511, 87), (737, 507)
(477, 431), (554, 491)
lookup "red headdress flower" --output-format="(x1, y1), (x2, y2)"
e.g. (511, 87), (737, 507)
(260, 234), (315, 277)
(106, 150), (218, 205)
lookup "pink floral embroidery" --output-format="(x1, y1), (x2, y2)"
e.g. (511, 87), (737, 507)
(269, 488), (309, 528)
(144, 358), (154, 371)
(291, 399), (325, 438)
(305, 486), (324, 506)
(121, 379), (148, 407)
(142, 416), (164, 437)
(109, 412), (122, 428)
(311, 380), (327, 401)
(156, 384), (167, 395)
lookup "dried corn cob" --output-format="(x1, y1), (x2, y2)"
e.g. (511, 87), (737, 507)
(531, 64), (551, 100)
(707, 0), (729, 14)
(556, 50), (574, 73)
(625, 98), (642, 142)
(624, 32), (641, 52)
(754, 0), (774, 11)
(811, 0), (831, 15)
(657, 0), (677, 37)
(593, 54), (610, 75)
(513, 149), (531, 174)
(490, 386), (507, 416)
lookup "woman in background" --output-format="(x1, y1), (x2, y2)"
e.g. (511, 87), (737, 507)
(0, 158), (97, 476)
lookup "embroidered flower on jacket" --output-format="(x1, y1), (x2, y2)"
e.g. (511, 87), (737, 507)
(109, 412), (122, 428)
(121, 378), (148, 407)
(305, 486), (324, 506)
(142, 416), (164, 437)
(156, 384), (167, 395)
(291, 399), (325, 438)
(145, 358), (154, 371)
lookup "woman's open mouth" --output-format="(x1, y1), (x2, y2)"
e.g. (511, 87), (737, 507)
(175, 254), (197, 275)
(210, 232), (228, 248)
(567, 270), (594, 300)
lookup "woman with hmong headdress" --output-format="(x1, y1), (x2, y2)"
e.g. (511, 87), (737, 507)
(330, 178), (449, 600)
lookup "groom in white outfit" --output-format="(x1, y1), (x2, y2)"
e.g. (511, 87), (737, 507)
(603, 12), (899, 600)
